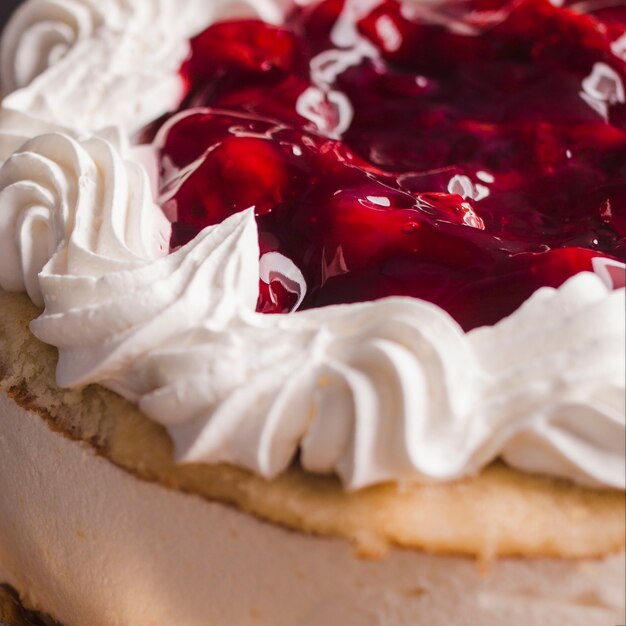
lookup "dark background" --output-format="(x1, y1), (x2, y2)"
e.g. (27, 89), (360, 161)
(1, 0), (22, 30)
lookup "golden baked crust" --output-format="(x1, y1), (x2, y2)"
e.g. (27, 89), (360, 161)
(0, 288), (624, 559)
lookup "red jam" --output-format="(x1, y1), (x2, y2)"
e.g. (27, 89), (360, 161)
(158, 0), (626, 329)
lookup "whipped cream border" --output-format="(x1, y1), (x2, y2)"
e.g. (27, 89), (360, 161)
(0, 0), (288, 134)
(0, 0), (624, 491)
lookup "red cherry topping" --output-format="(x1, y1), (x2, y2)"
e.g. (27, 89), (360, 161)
(158, 0), (626, 329)
(182, 20), (301, 83)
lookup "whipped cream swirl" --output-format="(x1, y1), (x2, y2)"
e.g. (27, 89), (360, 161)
(0, 0), (100, 95)
(0, 131), (170, 306)
(1, 131), (621, 489)
(0, 0), (285, 135)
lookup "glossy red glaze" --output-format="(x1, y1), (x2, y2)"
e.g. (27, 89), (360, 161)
(161, 0), (626, 328)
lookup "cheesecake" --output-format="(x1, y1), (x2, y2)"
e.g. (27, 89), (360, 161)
(0, 0), (624, 624)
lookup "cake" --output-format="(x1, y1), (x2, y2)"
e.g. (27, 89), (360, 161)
(0, 0), (624, 625)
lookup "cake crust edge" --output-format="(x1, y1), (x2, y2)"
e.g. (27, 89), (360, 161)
(1, 288), (624, 560)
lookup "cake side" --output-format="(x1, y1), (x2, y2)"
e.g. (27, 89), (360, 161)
(1, 390), (624, 626)
(1, 287), (624, 560)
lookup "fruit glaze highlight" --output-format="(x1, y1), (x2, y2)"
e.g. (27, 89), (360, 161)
(159, 0), (626, 329)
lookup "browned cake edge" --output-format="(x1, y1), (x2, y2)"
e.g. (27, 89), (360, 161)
(1, 288), (624, 560)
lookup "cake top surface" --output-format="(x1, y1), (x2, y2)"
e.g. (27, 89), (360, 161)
(0, 0), (624, 491)
(166, 0), (626, 330)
